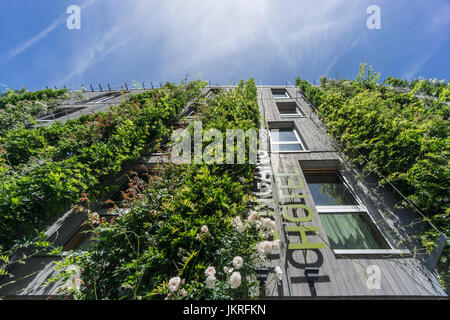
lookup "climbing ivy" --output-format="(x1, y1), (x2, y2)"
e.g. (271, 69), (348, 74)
(0, 81), (203, 249)
(50, 79), (275, 300)
(297, 63), (449, 289)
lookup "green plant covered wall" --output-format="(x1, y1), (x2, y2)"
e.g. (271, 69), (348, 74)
(296, 64), (449, 289)
(0, 82), (203, 249)
(51, 79), (280, 300)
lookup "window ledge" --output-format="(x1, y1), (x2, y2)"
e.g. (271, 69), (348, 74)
(333, 249), (410, 256)
(271, 150), (311, 154)
(316, 205), (367, 213)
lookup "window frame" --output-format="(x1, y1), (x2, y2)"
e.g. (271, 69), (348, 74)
(271, 88), (290, 99)
(303, 168), (403, 255)
(88, 94), (121, 104)
(276, 101), (305, 118)
(269, 127), (308, 153)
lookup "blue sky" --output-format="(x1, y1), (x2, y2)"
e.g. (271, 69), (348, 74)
(0, 0), (449, 91)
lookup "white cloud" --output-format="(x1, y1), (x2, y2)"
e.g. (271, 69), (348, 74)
(58, 25), (135, 85)
(57, 0), (368, 85)
(402, 3), (450, 79)
(3, 0), (450, 89)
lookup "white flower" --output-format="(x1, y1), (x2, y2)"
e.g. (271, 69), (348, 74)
(231, 216), (242, 227)
(229, 272), (242, 289)
(272, 239), (281, 251)
(247, 211), (260, 223)
(201, 225), (209, 233)
(206, 276), (216, 289)
(257, 241), (273, 255)
(181, 289), (188, 297)
(232, 216), (246, 233)
(261, 218), (276, 231)
(224, 266), (234, 275)
(168, 277), (181, 293)
(205, 266), (216, 277)
(239, 177), (246, 183)
(236, 223), (246, 233)
(232, 256), (244, 270)
(274, 266), (283, 281)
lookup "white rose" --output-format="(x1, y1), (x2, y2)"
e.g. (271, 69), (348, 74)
(272, 239), (281, 250)
(261, 218), (276, 231)
(257, 241), (273, 255)
(205, 266), (216, 277)
(274, 266), (283, 281)
(168, 277), (181, 293)
(247, 211), (260, 223)
(206, 276), (216, 289)
(236, 223), (246, 233)
(224, 266), (234, 275)
(201, 225), (209, 233)
(263, 241), (273, 253)
(231, 216), (242, 228)
(229, 272), (242, 289)
(232, 256), (244, 270)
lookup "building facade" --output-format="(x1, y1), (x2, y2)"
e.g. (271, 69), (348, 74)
(0, 85), (447, 299)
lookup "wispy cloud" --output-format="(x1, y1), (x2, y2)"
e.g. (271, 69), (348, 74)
(58, 26), (135, 85)
(2, 0), (449, 89)
(1, 16), (65, 63)
(0, 0), (96, 64)
(57, 0), (366, 85)
(402, 2), (450, 79)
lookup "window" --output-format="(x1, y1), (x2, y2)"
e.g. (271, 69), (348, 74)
(39, 107), (86, 120)
(62, 215), (117, 252)
(270, 128), (306, 152)
(304, 171), (358, 206)
(319, 212), (389, 250)
(62, 225), (93, 251)
(303, 168), (392, 252)
(277, 101), (304, 118)
(207, 88), (222, 97)
(88, 93), (121, 104)
(271, 88), (290, 99)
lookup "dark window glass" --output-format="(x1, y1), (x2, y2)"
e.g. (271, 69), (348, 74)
(279, 108), (299, 115)
(277, 102), (303, 116)
(39, 107), (86, 120)
(304, 171), (358, 206)
(271, 89), (289, 98)
(62, 225), (93, 251)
